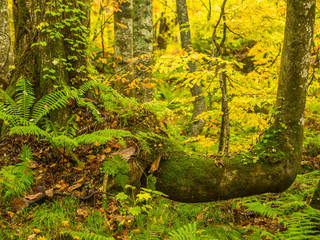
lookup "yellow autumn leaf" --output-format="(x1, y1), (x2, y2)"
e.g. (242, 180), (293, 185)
(33, 229), (41, 233)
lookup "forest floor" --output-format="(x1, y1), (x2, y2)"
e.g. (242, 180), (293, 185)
(1, 104), (320, 239)
(0, 133), (319, 240)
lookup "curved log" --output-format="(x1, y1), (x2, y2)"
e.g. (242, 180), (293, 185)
(155, 0), (316, 202)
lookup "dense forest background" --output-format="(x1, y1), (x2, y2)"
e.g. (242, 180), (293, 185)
(1, 0), (320, 239)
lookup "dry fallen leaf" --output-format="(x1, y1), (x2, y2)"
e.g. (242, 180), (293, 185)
(27, 234), (36, 240)
(67, 183), (82, 191)
(113, 146), (136, 160)
(75, 177), (84, 184)
(25, 192), (43, 200)
(77, 208), (89, 216)
(45, 188), (54, 198)
(149, 155), (162, 173)
(28, 161), (38, 169)
(6, 211), (15, 218)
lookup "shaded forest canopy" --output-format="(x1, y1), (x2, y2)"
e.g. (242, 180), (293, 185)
(1, 0), (320, 239)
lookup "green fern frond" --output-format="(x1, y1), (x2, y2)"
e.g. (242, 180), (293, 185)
(19, 145), (33, 163)
(71, 81), (104, 122)
(244, 201), (279, 219)
(0, 90), (19, 126)
(77, 80), (97, 95)
(0, 109), (19, 127)
(61, 114), (78, 137)
(279, 206), (320, 239)
(75, 129), (132, 145)
(42, 118), (60, 136)
(50, 135), (79, 149)
(15, 78), (36, 124)
(0, 145), (34, 203)
(75, 95), (102, 122)
(31, 88), (70, 123)
(59, 231), (114, 240)
(168, 222), (201, 240)
(9, 125), (51, 138)
(148, 224), (165, 240)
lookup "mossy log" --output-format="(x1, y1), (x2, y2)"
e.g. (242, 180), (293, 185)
(155, 152), (298, 203)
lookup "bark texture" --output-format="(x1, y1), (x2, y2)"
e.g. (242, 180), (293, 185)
(310, 179), (320, 210)
(176, 0), (206, 136)
(114, 0), (133, 93)
(11, 0), (89, 123)
(132, 0), (153, 102)
(0, 0), (13, 87)
(155, 0), (315, 202)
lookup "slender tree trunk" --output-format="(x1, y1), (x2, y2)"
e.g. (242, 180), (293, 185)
(212, 0), (230, 154)
(155, 0), (315, 203)
(218, 71), (229, 154)
(157, 15), (169, 50)
(114, 0), (133, 94)
(0, 0), (13, 88)
(176, 0), (206, 136)
(132, 0), (153, 102)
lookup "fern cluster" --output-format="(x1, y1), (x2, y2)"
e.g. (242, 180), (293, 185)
(0, 145), (34, 204)
(102, 154), (130, 189)
(58, 231), (114, 240)
(0, 77), (72, 137)
(242, 188), (320, 239)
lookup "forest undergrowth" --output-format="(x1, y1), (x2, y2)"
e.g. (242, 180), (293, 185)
(0, 77), (320, 240)
(1, 0), (320, 239)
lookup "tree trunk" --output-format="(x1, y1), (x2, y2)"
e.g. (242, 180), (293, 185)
(176, 0), (206, 136)
(132, 0), (153, 102)
(157, 16), (169, 50)
(11, 0), (89, 124)
(155, 0), (315, 202)
(0, 0), (13, 88)
(310, 180), (320, 210)
(114, 0), (133, 94)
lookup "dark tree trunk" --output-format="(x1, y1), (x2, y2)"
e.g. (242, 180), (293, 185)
(176, 0), (206, 136)
(310, 180), (320, 210)
(155, 0), (315, 202)
(157, 16), (169, 50)
(11, 0), (89, 124)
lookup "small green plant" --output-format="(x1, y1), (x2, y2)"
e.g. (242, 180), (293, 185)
(115, 185), (167, 218)
(101, 155), (130, 189)
(0, 145), (34, 204)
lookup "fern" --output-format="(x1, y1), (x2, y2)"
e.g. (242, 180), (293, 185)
(31, 88), (70, 124)
(9, 125), (51, 137)
(278, 206), (320, 239)
(74, 94), (102, 122)
(0, 88), (20, 126)
(59, 231), (114, 240)
(0, 145), (34, 203)
(75, 129), (133, 146)
(77, 80), (98, 95)
(148, 224), (165, 239)
(60, 114), (78, 137)
(168, 222), (206, 240)
(51, 135), (79, 149)
(102, 155), (129, 189)
(15, 78), (36, 124)
(243, 201), (279, 219)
